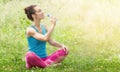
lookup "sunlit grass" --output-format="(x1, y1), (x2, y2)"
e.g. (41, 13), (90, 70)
(0, 0), (120, 72)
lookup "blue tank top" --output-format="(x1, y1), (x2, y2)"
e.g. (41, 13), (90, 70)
(27, 24), (47, 58)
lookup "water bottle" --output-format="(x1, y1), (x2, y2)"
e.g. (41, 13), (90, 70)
(47, 14), (52, 18)
(47, 14), (58, 21)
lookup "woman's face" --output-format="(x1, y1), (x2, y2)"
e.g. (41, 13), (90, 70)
(33, 6), (44, 20)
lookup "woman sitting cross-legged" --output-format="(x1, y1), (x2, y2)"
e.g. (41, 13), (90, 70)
(24, 5), (69, 69)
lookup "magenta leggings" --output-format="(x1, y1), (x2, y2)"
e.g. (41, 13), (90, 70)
(25, 49), (68, 69)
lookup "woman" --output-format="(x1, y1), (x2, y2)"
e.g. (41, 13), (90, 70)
(24, 5), (69, 69)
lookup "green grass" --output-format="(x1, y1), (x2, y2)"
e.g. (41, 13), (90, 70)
(1, 0), (120, 72)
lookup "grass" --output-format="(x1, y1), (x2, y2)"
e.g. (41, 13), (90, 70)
(1, 0), (120, 72)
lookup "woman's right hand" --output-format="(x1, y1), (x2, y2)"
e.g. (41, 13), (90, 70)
(50, 16), (57, 25)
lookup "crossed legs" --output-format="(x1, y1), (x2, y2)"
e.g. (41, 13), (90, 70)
(25, 49), (69, 69)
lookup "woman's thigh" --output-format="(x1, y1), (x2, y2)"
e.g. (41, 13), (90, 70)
(25, 52), (47, 68)
(46, 49), (69, 63)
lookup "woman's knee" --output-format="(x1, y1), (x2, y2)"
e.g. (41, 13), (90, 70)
(57, 49), (69, 57)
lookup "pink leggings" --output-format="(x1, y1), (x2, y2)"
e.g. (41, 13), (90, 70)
(25, 49), (68, 69)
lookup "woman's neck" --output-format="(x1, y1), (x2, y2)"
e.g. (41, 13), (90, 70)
(33, 19), (41, 27)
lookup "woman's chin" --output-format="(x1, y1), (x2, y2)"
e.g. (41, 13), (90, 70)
(41, 16), (45, 19)
(39, 17), (44, 20)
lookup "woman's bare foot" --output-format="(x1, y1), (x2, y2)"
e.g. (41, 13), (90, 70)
(52, 63), (62, 67)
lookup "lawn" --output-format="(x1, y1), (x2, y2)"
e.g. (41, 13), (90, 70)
(0, 0), (120, 72)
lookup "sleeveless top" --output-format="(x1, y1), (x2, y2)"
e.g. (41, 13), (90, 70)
(27, 24), (47, 58)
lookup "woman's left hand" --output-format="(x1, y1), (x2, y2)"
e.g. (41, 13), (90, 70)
(62, 44), (69, 54)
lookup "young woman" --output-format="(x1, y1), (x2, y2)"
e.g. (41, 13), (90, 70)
(24, 5), (69, 69)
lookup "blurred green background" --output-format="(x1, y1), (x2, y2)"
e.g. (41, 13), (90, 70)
(0, 0), (120, 72)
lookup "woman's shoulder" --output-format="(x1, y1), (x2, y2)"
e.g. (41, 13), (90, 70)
(26, 26), (35, 36)
(26, 25), (36, 31)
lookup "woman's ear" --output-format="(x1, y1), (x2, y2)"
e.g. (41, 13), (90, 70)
(32, 14), (35, 18)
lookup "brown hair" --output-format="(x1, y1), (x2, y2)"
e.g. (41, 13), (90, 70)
(24, 5), (37, 21)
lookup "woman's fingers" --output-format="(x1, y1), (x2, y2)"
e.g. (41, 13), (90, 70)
(50, 16), (57, 24)
(62, 45), (68, 54)
(65, 47), (68, 54)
